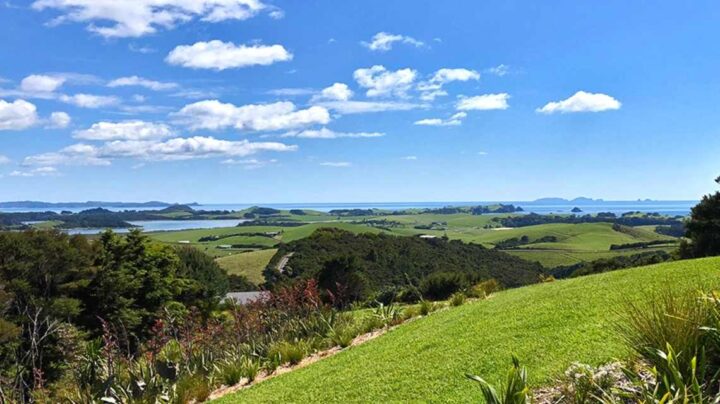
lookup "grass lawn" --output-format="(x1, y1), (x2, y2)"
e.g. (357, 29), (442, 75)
(215, 249), (277, 285)
(215, 257), (720, 403)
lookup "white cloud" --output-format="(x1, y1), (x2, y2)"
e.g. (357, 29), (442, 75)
(47, 111), (71, 128)
(456, 93), (510, 111)
(0, 155), (10, 164)
(478, 151), (488, 156)
(166, 40), (292, 70)
(32, 0), (272, 38)
(59, 93), (120, 108)
(221, 158), (277, 169)
(10, 166), (59, 177)
(281, 127), (383, 139)
(486, 64), (510, 76)
(23, 136), (297, 166)
(267, 88), (315, 97)
(314, 100), (423, 114)
(73, 120), (173, 141)
(429, 68), (480, 84)
(0, 99), (38, 130)
(353, 65), (417, 98)
(418, 68), (480, 101)
(401, 155), (417, 160)
(313, 83), (353, 101)
(320, 161), (351, 167)
(107, 76), (178, 91)
(362, 32), (424, 52)
(174, 100), (330, 131)
(536, 91), (621, 114)
(414, 112), (466, 127)
(128, 44), (156, 54)
(20, 74), (66, 93)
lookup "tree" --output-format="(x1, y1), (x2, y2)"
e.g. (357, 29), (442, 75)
(317, 256), (368, 307)
(175, 246), (230, 313)
(682, 177), (720, 258)
(82, 230), (185, 344)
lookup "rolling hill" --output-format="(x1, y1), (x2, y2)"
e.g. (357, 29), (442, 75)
(215, 257), (720, 403)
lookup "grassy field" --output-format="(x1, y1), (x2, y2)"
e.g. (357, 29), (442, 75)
(146, 214), (678, 269)
(215, 249), (277, 285)
(215, 257), (720, 403)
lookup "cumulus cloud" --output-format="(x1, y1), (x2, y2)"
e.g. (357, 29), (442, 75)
(414, 112), (466, 127)
(536, 91), (621, 114)
(107, 76), (178, 91)
(429, 68), (480, 84)
(312, 83), (353, 102)
(73, 120), (173, 141)
(0, 155), (10, 164)
(47, 111), (71, 128)
(353, 65), (417, 98)
(314, 100), (423, 115)
(166, 40), (292, 70)
(456, 93), (510, 111)
(20, 74), (66, 93)
(10, 166), (59, 177)
(59, 93), (120, 108)
(174, 100), (330, 131)
(418, 68), (480, 101)
(354, 66), (416, 98)
(23, 136), (297, 166)
(280, 127), (383, 139)
(31, 0), (272, 38)
(362, 32), (424, 52)
(0, 99), (38, 130)
(320, 161), (351, 167)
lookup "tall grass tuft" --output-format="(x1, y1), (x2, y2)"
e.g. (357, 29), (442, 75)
(450, 292), (466, 307)
(617, 289), (713, 378)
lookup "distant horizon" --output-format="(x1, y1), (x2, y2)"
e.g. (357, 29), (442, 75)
(0, 197), (700, 206)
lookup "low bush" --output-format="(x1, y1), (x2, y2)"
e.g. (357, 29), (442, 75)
(268, 341), (307, 366)
(474, 279), (502, 297)
(420, 272), (468, 300)
(450, 292), (466, 306)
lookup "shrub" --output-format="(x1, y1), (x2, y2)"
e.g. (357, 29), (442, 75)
(219, 360), (244, 386)
(450, 292), (466, 306)
(174, 374), (211, 404)
(242, 357), (260, 382)
(267, 341), (307, 366)
(328, 323), (357, 348)
(420, 272), (468, 300)
(419, 300), (437, 316)
(466, 355), (528, 404)
(475, 279), (502, 296)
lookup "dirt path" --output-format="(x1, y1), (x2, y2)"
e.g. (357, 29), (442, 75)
(276, 252), (294, 273)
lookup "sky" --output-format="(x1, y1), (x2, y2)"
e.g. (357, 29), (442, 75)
(0, 0), (719, 203)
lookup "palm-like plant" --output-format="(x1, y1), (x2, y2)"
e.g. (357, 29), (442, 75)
(466, 355), (529, 404)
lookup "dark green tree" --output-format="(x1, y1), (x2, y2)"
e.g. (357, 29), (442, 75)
(83, 230), (185, 343)
(175, 246), (230, 313)
(682, 176), (720, 258)
(317, 256), (368, 307)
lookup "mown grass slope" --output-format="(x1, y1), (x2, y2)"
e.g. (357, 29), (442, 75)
(216, 257), (720, 403)
(215, 249), (278, 285)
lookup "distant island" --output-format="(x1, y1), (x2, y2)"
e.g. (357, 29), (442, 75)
(0, 201), (199, 209)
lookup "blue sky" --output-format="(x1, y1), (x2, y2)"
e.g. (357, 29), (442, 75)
(0, 0), (718, 203)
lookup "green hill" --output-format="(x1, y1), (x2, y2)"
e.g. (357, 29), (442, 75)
(215, 257), (720, 403)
